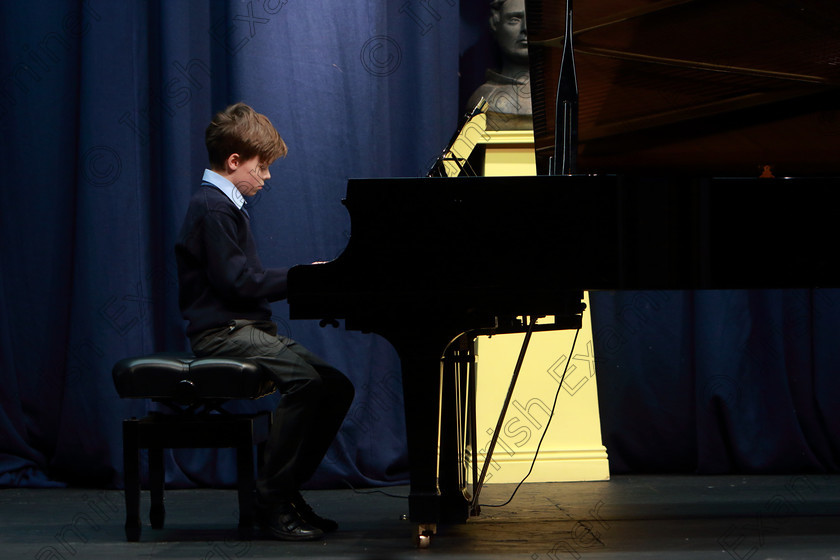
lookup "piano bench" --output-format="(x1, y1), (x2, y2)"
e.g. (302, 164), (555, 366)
(112, 352), (276, 542)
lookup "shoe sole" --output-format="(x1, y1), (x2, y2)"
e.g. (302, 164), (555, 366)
(259, 524), (324, 541)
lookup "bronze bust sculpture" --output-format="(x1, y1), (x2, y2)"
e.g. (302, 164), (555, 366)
(467, 0), (532, 130)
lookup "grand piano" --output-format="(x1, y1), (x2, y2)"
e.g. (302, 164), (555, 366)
(287, 0), (840, 545)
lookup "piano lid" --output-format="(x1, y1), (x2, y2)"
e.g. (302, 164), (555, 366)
(525, 0), (840, 177)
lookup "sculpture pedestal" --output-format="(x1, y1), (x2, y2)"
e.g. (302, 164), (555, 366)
(448, 115), (609, 483)
(475, 303), (609, 484)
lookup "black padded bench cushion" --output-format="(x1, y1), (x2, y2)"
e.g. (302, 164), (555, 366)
(112, 352), (275, 401)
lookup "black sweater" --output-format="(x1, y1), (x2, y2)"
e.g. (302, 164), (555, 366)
(175, 183), (288, 337)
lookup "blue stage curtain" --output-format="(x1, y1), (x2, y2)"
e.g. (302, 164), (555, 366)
(0, 0), (464, 489)
(1, 0), (838, 491)
(590, 290), (840, 474)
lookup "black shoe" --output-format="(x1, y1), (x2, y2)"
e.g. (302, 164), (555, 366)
(291, 491), (339, 533)
(256, 499), (324, 541)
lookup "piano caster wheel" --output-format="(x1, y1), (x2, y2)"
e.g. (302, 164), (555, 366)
(416, 523), (436, 548)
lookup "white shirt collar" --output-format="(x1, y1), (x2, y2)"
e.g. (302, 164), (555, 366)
(202, 169), (245, 209)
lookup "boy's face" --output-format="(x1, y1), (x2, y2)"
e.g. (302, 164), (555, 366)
(229, 155), (271, 198)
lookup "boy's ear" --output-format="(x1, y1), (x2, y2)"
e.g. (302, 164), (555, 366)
(225, 153), (241, 172)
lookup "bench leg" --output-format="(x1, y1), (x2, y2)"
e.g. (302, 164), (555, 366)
(123, 420), (142, 542)
(237, 437), (256, 539)
(149, 447), (166, 529)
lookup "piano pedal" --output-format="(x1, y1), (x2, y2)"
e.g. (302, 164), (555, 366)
(415, 523), (437, 548)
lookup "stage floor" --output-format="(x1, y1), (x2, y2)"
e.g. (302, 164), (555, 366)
(2, 474), (839, 559)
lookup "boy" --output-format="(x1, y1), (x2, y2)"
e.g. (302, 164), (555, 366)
(175, 102), (354, 541)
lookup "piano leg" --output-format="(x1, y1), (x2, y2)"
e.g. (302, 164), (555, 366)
(396, 329), (481, 544)
(398, 342), (444, 526)
(438, 335), (474, 524)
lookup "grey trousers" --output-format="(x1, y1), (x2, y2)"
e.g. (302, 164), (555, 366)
(191, 320), (354, 501)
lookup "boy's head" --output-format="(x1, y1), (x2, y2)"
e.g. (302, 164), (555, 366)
(205, 102), (287, 171)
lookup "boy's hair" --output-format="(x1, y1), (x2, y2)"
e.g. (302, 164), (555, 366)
(205, 102), (287, 169)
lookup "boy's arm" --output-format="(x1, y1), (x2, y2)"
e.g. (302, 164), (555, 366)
(203, 209), (289, 302)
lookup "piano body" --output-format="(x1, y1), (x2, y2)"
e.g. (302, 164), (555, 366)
(287, 0), (840, 544)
